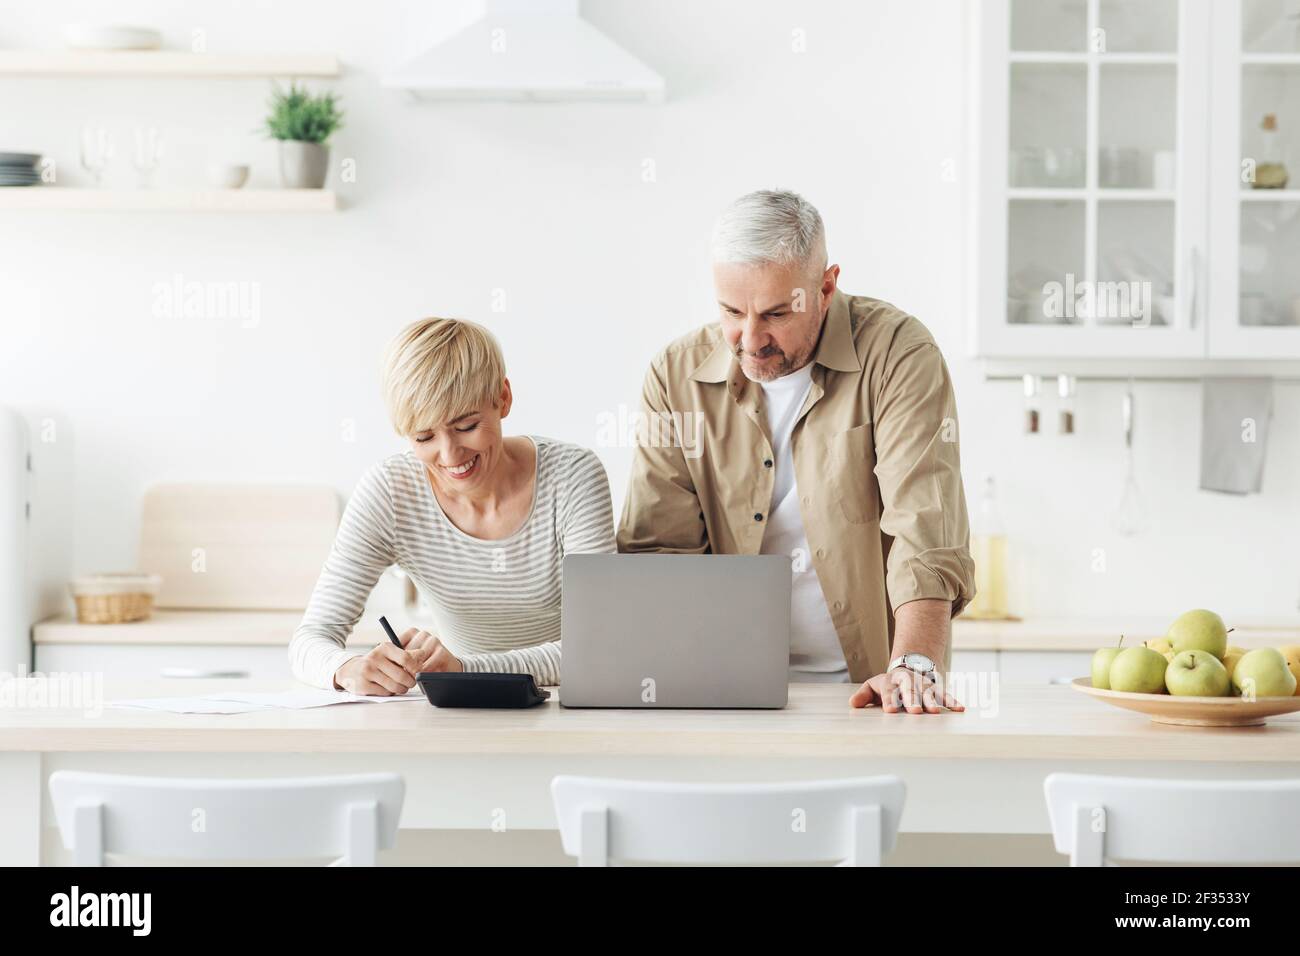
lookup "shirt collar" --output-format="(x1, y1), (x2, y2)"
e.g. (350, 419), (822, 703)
(687, 289), (861, 384)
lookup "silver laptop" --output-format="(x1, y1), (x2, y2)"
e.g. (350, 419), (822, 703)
(560, 554), (790, 709)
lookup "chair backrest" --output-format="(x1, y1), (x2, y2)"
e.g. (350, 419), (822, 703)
(49, 772), (404, 866)
(551, 775), (905, 866)
(1045, 773), (1300, 865)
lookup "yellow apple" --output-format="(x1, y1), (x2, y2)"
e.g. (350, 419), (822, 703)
(1279, 645), (1300, 696)
(1145, 637), (1174, 656)
(1221, 646), (1247, 696)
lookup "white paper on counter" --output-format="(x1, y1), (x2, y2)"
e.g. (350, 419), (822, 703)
(110, 687), (425, 714)
(209, 688), (425, 708)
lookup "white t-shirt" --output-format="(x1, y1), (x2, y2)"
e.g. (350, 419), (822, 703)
(758, 365), (850, 682)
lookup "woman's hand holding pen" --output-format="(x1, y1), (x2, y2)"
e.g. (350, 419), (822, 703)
(402, 628), (465, 674)
(333, 637), (424, 695)
(333, 618), (465, 696)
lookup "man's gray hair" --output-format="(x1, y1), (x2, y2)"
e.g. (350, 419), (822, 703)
(711, 189), (827, 270)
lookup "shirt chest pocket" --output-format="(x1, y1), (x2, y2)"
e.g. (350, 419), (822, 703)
(828, 423), (879, 524)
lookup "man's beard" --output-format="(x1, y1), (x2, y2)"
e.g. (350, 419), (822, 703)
(735, 340), (815, 382)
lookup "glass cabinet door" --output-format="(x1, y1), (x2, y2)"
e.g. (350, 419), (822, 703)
(974, 0), (1208, 358)
(1209, 0), (1300, 357)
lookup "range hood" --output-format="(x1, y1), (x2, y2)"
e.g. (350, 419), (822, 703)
(384, 0), (665, 103)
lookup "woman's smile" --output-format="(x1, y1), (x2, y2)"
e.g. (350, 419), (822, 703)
(441, 453), (481, 480)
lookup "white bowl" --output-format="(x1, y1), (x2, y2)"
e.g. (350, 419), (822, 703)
(207, 163), (250, 189)
(65, 23), (163, 50)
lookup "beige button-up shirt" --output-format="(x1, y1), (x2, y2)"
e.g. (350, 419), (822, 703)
(617, 289), (976, 684)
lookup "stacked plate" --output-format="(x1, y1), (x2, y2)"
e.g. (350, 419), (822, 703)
(0, 153), (41, 187)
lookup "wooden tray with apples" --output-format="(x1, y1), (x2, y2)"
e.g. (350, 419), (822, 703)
(1071, 678), (1300, 727)
(1075, 609), (1300, 727)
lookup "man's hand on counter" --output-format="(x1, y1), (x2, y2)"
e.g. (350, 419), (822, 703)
(850, 598), (963, 714)
(850, 668), (964, 714)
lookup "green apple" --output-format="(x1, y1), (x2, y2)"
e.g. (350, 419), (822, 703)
(1167, 609), (1228, 659)
(1091, 646), (1125, 689)
(1165, 650), (1229, 698)
(1231, 648), (1299, 699)
(1091, 635), (1130, 689)
(1109, 646), (1169, 694)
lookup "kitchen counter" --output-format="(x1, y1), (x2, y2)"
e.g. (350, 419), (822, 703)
(3, 677), (1298, 864)
(3, 678), (1298, 761)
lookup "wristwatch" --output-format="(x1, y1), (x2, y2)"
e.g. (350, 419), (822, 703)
(888, 653), (937, 678)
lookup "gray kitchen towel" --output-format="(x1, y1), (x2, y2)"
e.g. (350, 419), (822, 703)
(1199, 378), (1273, 494)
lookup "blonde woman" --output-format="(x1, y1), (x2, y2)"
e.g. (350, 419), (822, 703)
(290, 318), (616, 694)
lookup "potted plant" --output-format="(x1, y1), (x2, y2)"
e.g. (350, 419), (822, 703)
(263, 83), (343, 189)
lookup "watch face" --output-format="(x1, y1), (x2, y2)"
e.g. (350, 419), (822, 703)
(904, 653), (935, 673)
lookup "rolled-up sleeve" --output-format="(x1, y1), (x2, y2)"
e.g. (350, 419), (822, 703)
(616, 356), (709, 555)
(871, 341), (975, 616)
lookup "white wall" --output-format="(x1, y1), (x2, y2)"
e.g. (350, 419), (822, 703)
(2, 0), (1297, 621)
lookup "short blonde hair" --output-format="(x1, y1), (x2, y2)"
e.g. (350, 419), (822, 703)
(381, 317), (506, 437)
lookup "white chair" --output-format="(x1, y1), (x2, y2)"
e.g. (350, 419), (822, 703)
(1044, 773), (1300, 866)
(551, 775), (905, 866)
(49, 771), (404, 866)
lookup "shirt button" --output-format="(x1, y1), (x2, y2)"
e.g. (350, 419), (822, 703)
(763, 459), (773, 468)
(753, 512), (763, 522)
(802, 496), (811, 506)
(833, 601), (843, 611)
(816, 548), (826, 558)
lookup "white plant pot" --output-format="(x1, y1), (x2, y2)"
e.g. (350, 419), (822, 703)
(277, 140), (329, 189)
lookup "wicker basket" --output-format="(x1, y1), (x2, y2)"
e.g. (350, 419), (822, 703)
(69, 573), (163, 624)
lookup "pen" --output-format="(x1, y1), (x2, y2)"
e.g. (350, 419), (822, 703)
(378, 615), (403, 648)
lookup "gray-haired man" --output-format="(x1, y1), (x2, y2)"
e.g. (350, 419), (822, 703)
(618, 189), (976, 714)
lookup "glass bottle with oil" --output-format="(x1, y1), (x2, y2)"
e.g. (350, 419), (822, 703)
(1254, 113), (1290, 189)
(967, 475), (1011, 620)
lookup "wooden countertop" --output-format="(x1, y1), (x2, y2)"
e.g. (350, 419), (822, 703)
(3, 678), (1298, 762)
(33, 610), (1300, 652)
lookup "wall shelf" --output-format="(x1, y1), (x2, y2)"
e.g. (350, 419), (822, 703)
(0, 189), (338, 212)
(0, 51), (339, 78)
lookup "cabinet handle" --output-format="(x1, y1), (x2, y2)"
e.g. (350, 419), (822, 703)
(1185, 246), (1201, 329)
(160, 667), (250, 679)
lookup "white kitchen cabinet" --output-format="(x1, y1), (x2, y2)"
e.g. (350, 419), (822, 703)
(950, 650), (999, 676)
(971, 0), (1300, 360)
(998, 650), (1095, 685)
(1208, 0), (1300, 358)
(34, 643), (293, 680)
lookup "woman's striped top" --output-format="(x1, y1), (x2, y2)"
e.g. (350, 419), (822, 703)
(289, 436), (616, 688)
